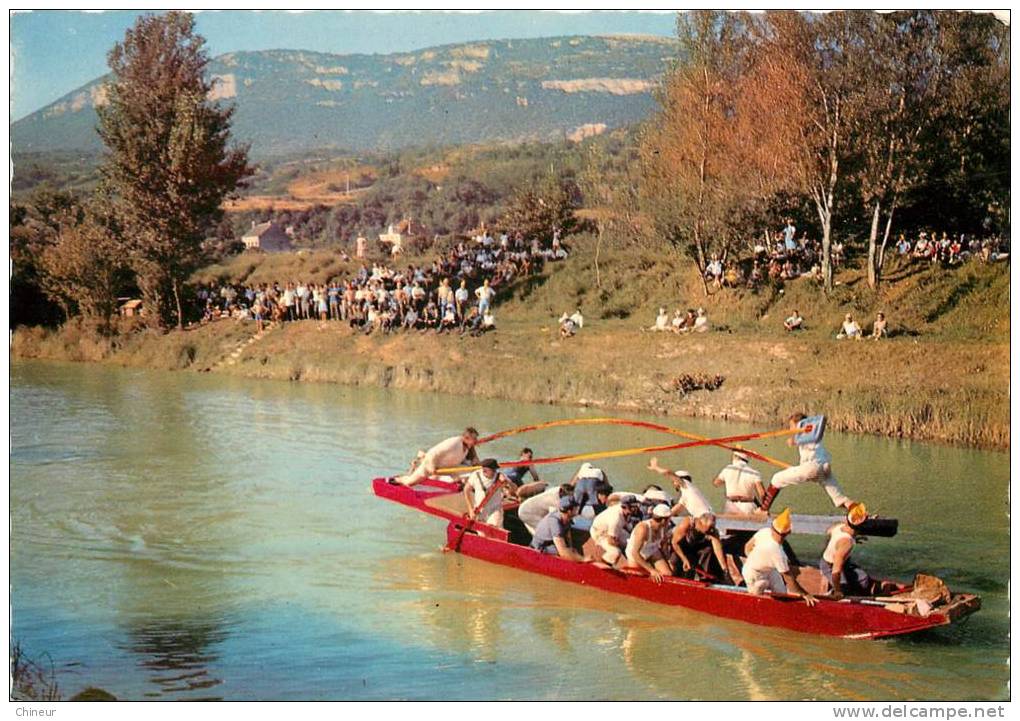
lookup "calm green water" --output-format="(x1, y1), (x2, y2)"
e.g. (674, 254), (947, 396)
(10, 361), (1009, 701)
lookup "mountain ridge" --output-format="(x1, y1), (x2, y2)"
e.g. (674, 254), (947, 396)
(12, 35), (674, 157)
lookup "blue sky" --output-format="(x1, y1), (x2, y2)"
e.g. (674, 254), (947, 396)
(10, 10), (678, 121)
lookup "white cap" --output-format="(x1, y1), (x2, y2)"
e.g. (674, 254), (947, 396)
(652, 503), (672, 519)
(644, 488), (669, 503)
(673, 470), (692, 480)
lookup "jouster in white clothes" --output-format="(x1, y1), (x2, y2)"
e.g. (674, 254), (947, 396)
(713, 452), (766, 515)
(761, 414), (854, 512)
(397, 428), (479, 487)
(741, 527), (789, 595)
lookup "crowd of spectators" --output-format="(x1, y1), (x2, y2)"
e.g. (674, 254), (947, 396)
(196, 231), (570, 337)
(703, 221), (1009, 295)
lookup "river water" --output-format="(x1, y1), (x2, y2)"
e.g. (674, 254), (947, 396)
(9, 361), (1009, 701)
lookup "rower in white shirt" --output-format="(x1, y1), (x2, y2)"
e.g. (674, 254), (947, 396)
(646, 457), (712, 517)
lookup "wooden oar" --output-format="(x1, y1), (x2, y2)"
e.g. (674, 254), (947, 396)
(444, 476), (507, 553)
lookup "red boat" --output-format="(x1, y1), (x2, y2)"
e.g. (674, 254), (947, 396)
(373, 477), (980, 640)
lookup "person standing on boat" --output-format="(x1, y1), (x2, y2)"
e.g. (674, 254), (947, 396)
(713, 451), (766, 516)
(819, 502), (890, 598)
(572, 463), (610, 515)
(531, 496), (586, 561)
(463, 458), (517, 529)
(397, 427), (480, 487)
(589, 497), (639, 567)
(742, 508), (817, 606)
(646, 458), (713, 517)
(670, 513), (731, 583)
(626, 503), (674, 583)
(760, 413), (856, 512)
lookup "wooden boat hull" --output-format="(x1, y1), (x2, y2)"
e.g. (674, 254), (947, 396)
(373, 477), (978, 640)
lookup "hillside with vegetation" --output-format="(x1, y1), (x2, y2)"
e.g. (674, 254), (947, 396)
(12, 35), (673, 157)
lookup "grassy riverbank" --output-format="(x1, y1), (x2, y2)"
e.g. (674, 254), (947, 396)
(11, 238), (1010, 449)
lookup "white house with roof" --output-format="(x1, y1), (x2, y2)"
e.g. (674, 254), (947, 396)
(242, 221), (292, 252)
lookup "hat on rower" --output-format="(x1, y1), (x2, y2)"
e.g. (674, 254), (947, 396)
(559, 496), (580, 512)
(673, 470), (692, 481)
(644, 488), (669, 503)
(772, 507), (793, 535)
(480, 458), (499, 471)
(846, 502), (868, 527)
(652, 503), (672, 519)
(732, 451), (749, 463)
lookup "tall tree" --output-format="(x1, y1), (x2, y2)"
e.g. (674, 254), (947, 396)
(640, 11), (804, 294)
(97, 11), (252, 329)
(768, 11), (880, 293)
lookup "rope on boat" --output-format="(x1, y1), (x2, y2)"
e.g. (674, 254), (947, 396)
(476, 417), (792, 470)
(438, 426), (802, 475)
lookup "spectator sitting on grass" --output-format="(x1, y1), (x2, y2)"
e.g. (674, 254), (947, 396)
(671, 308), (686, 333)
(837, 313), (863, 340)
(784, 310), (804, 332)
(693, 308), (709, 333)
(871, 312), (887, 340)
(570, 308), (584, 330)
(559, 313), (577, 338)
(648, 307), (669, 332)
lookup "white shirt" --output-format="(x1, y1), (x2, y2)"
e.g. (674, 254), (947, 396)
(422, 435), (472, 474)
(590, 504), (629, 544)
(673, 476), (712, 517)
(465, 469), (503, 517)
(654, 313), (668, 330)
(743, 527), (790, 576)
(717, 460), (762, 499)
(570, 312), (584, 329)
(797, 440), (832, 466)
(455, 288), (469, 302)
(842, 320), (861, 337)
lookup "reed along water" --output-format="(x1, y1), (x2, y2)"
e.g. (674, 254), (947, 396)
(10, 361), (1008, 700)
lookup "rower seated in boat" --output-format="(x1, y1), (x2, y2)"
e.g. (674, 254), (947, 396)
(530, 496), (586, 561)
(589, 496), (640, 567)
(819, 502), (896, 599)
(646, 458), (712, 517)
(518, 484), (575, 534)
(713, 451), (765, 516)
(625, 503), (674, 584)
(742, 508), (817, 606)
(397, 427), (479, 487)
(501, 447), (543, 489)
(670, 513), (732, 584)
(463, 458), (518, 529)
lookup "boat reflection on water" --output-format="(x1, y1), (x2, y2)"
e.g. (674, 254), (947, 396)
(379, 547), (967, 700)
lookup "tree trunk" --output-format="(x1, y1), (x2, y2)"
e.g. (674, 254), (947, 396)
(877, 199), (897, 277)
(821, 214), (833, 294)
(866, 199), (882, 289)
(594, 224), (603, 289)
(172, 277), (184, 331)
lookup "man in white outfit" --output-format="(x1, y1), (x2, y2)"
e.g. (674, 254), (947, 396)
(463, 458), (517, 529)
(397, 427), (480, 487)
(742, 508), (816, 606)
(761, 413), (855, 512)
(589, 497), (639, 567)
(646, 457), (712, 517)
(713, 451), (766, 516)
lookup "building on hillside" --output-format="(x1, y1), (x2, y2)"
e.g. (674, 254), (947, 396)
(379, 218), (427, 257)
(119, 298), (144, 317)
(242, 221), (292, 252)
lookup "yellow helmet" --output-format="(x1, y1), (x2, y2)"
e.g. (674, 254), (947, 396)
(772, 507), (792, 535)
(847, 502), (868, 527)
